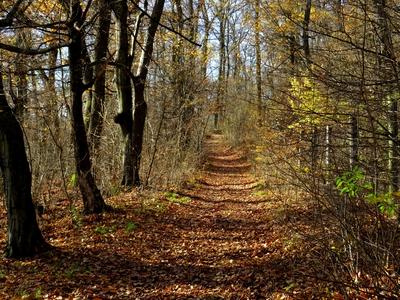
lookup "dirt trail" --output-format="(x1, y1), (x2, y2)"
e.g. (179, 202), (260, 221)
(121, 134), (293, 299)
(1, 134), (321, 299)
(137, 134), (288, 299)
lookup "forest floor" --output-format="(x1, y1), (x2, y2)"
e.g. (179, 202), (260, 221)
(0, 134), (334, 299)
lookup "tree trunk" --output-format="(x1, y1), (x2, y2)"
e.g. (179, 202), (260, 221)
(334, 0), (344, 31)
(374, 0), (399, 191)
(325, 125), (331, 168)
(254, 0), (263, 126)
(47, 48), (60, 137)
(350, 114), (359, 167)
(68, 0), (106, 213)
(303, 0), (312, 65)
(302, 0), (319, 172)
(0, 69), (49, 258)
(132, 81), (147, 186)
(289, 35), (296, 66)
(113, 0), (135, 187)
(311, 128), (318, 171)
(88, 0), (111, 154)
(130, 0), (165, 186)
(201, 2), (210, 78)
(82, 41), (94, 128)
(172, 0), (197, 150)
(388, 98), (399, 190)
(14, 28), (30, 120)
(215, 2), (226, 130)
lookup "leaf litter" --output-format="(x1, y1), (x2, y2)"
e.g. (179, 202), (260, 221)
(0, 134), (338, 299)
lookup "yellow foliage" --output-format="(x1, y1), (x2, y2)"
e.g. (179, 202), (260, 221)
(26, 0), (64, 18)
(288, 77), (331, 130)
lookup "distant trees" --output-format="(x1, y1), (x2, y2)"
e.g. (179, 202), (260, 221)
(252, 0), (400, 195)
(242, 0), (400, 294)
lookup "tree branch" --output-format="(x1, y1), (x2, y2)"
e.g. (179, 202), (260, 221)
(0, 42), (68, 55)
(129, 0), (201, 47)
(137, 0), (165, 79)
(0, 0), (25, 28)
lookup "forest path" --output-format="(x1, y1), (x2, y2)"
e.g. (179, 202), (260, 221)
(126, 134), (294, 299)
(0, 134), (323, 299)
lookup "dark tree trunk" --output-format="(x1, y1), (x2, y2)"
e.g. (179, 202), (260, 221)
(350, 114), (359, 167)
(0, 69), (49, 258)
(68, 1), (106, 213)
(289, 35), (296, 66)
(88, 0), (111, 154)
(132, 81), (147, 186)
(129, 0), (165, 186)
(82, 40), (94, 128)
(112, 0), (135, 187)
(303, 0), (312, 65)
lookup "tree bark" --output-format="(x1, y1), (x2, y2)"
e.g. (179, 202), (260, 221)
(350, 114), (359, 167)
(14, 28), (30, 120)
(325, 125), (331, 167)
(47, 48), (60, 136)
(113, 0), (135, 187)
(0, 69), (49, 258)
(303, 0), (312, 65)
(130, 0), (165, 186)
(201, 2), (210, 78)
(302, 0), (319, 172)
(215, 2), (227, 130)
(88, 0), (111, 154)
(254, 0), (263, 126)
(132, 81), (147, 185)
(374, 0), (399, 191)
(68, 0), (106, 213)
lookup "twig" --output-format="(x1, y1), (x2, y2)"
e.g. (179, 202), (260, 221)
(129, 0), (202, 47)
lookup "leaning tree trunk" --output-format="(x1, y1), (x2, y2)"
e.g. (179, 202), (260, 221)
(68, 0), (106, 213)
(130, 0), (165, 186)
(0, 69), (49, 258)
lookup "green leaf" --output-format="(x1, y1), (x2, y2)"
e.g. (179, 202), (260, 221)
(126, 221), (138, 233)
(69, 173), (78, 188)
